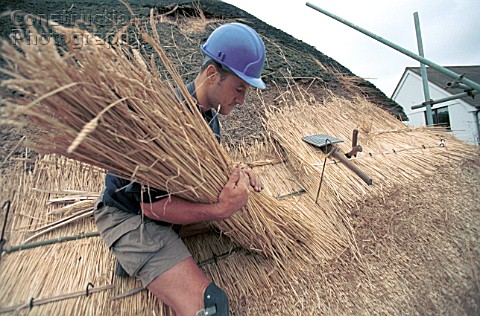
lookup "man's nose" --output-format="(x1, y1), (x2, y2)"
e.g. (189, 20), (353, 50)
(235, 92), (246, 105)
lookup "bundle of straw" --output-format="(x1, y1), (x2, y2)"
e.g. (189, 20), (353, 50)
(0, 16), (315, 263)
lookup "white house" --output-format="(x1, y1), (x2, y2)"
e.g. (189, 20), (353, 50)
(391, 65), (480, 145)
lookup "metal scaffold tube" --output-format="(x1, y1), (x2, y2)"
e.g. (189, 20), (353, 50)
(305, 2), (480, 93)
(413, 12), (433, 125)
(411, 90), (478, 110)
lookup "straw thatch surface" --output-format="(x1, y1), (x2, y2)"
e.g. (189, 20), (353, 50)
(1, 85), (478, 316)
(0, 135), (479, 314)
(265, 89), (478, 215)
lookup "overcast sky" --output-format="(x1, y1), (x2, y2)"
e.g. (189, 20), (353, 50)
(222, 0), (480, 97)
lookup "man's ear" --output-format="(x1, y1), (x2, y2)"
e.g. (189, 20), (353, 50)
(205, 64), (218, 84)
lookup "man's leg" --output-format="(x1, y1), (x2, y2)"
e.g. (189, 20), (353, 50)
(94, 201), (223, 314)
(147, 257), (210, 316)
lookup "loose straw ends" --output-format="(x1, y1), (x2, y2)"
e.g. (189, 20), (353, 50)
(67, 97), (128, 153)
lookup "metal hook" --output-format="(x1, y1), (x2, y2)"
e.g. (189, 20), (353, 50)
(208, 246), (219, 266)
(1, 200), (12, 258)
(86, 282), (94, 297)
(324, 138), (334, 156)
(1, 200), (11, 242)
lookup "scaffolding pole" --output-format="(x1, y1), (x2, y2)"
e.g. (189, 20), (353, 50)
(411, 90), (478, 110)
(305, 2), (480, 93)
(414, 12), (433, 125)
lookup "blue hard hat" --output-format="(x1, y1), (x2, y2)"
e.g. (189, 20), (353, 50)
(201, 23), (266, 89)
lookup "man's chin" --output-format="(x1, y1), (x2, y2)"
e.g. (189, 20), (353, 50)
(218, 107), (234, 115)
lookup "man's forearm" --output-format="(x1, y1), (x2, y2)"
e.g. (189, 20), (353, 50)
(141, 196), (225, 224)
(142, 167), (252, 224)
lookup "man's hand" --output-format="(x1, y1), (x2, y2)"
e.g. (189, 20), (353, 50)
(215, 167), (250, 219)
(242, 167), (263, 192)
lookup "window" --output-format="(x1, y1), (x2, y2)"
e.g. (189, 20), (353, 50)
(425, 106), (450, 130)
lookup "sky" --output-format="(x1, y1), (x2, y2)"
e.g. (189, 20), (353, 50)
(222, 0), (480, 97)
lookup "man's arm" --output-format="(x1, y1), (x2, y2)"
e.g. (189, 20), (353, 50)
(141, 167), (254, 224)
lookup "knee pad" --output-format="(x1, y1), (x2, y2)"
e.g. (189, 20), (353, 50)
(203, 282), (229, 315)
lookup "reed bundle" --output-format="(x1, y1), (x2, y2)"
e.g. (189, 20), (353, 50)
(0, 19), (314, 262)
(226, 141), (356, 260)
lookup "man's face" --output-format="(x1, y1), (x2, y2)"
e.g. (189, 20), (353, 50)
(207, 70), (250, 115)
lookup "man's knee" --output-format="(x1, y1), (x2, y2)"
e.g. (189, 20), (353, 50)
(197, 283), (229, 316)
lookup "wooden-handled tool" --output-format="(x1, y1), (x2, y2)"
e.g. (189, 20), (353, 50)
(302, 134), (373, 186)
(345, 129), (362, 158)
(329, 146), (372, 185)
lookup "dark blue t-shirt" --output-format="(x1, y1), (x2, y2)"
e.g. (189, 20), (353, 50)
(103, 81), (220, 214)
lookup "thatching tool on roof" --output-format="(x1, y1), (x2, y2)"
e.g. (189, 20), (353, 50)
(345, 129), (362, 158)
(302, 134), (373, 186)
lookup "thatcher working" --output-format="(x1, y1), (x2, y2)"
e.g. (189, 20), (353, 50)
(94, 23), (266, 315)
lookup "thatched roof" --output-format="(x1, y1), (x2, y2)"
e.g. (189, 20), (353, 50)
(1, 102), (479, 314)
(0, 0), (479, 315)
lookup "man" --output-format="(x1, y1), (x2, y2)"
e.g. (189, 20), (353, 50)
(94, 22), (266, 315)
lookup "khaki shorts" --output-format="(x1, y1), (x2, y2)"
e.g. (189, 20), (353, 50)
(94, 196), (191, 287)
